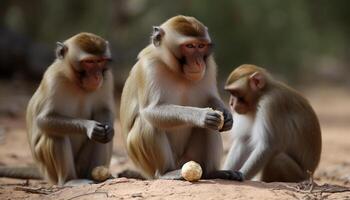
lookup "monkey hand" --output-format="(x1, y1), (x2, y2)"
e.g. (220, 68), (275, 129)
(202, 108), (224, 130)
(220, 108), (233, 132)
(220, 170), (244, 181)
(86, 121), (114, 143)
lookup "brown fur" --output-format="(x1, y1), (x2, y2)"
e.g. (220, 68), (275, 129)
(74, 32), (107, 55)
(120, 16), (238, 181)
(0, 33), (114, 185)
(26, 33), (114, 185)
(223, 64), (322, 182)
(166, 15), (206, 37)
(225, 64), (269, 87)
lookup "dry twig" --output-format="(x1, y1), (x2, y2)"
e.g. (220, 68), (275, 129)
(66, 191), (108, 200)
(14, 186), (51, 195)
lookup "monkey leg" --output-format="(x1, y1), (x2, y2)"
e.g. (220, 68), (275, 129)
(75, 140), (113, 179)
(182, 128), (243, 181)
(158, 128), (214, 180)
(34, 135), (77, 185)
(157, 129), (205, 180)
(127, 117), (176, 178)
(182, 128), (222, 174)
(261, 153), (307, 182)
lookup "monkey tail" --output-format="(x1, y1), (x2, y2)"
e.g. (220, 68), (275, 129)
(0, 166), (43, 180)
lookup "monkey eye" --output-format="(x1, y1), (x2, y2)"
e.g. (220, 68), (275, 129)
(96, 59), (107, 67)
(186, 44), (195, 48)
(198, 44), (206, 48)
(230, 90), (245, 102)
(230, 90), (239, 97)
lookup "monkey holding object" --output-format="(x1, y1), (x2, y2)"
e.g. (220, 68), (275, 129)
(120, 15), (242, 181)
(0, 32), (115, 186)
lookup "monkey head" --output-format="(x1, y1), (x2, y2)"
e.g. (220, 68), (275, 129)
(152, 15), (213, 82)
(225, 64), (270, 114)
(56, 32), (112, 92)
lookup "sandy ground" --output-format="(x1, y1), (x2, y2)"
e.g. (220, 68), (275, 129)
(0, 83), (350, 199)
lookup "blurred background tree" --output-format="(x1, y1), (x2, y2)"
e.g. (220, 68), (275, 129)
(1, 0), (350, 87)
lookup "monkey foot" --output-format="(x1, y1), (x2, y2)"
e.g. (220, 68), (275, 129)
(206, 170), (244, 181)
(64, 179), (94, 186)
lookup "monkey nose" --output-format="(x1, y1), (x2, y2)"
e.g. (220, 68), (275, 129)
(195, 56), (205, 68)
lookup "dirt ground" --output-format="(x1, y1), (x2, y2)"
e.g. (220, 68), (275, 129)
(0, 82), (350, 200)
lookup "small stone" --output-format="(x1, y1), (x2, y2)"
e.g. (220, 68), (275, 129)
(91, 166), (111, 182)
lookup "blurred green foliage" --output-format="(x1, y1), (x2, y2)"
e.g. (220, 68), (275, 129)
(1, 0), (350, 84)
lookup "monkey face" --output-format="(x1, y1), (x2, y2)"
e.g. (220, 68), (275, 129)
(226, 77), (257, 115)
(229, 91), (250, 115)
(55, 33), (112, 92)
(179, 41), (212, 81)
(153, 15), (212, 82)
(77, 56), (111, 91)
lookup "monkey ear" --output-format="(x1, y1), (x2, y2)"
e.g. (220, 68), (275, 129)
(55, 42), (68, 59)
(249, 72), (266, 91)
(105, 41), (112, 60)
(152, 26), (164, 47)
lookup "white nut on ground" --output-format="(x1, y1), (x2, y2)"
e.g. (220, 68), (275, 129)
(91, 166), (111, 182)
(181, 161), (202, 182)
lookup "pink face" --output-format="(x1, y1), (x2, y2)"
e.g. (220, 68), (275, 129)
(180, 40), (212, 81)
(78, 56), (110, 91)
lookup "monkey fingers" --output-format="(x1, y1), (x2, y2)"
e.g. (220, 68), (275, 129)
(226, 170), (244, 181)
(216, 109), (232, 131)
(221, 115), (233, 132)
(90, 124), (109, 143)
(103, 124), (113, 134)
(204, 113), (221, 130)
(207, 170), (244, 181)
(103, 124), (114, 142)
(205, 122), (221, 130)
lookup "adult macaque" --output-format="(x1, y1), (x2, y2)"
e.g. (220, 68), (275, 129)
(0, 33), (115, 185)
(223, 64), (322, 182)
(120, 15), (242, 181)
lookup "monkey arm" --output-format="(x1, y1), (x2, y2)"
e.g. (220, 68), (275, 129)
(92, 107), (115, 127)
(36, 113), (92, 136)
(223, 139), (251, 171)
(208, 97), (227, 111)
(239, 144), (276, 180)
(142, 104), (208, 129)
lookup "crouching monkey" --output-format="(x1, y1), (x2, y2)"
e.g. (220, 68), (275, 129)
(223, 64), (322, 182)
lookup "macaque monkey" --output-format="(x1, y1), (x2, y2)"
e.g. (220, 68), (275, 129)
(120, 15), (242, 181)
(223, 64), (322, 182)
(0, 33), (115, 185)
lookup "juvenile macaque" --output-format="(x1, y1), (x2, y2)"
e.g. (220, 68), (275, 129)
(223, 64), (322, 182)
(13, 32), (114, 185)
(120, 15), (242, 181)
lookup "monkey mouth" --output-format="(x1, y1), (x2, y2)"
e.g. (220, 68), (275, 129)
(184, 68), (202, 74)
(179, 57), (205, 73)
